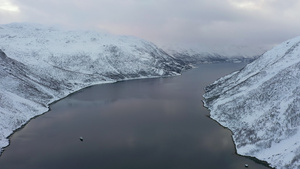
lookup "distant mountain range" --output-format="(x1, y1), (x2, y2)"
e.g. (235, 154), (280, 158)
(204, 36), (300, 169)
(163, 45), (260, 64)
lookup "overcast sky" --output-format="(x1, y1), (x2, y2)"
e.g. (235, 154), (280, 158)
(1, 0), (300, 55)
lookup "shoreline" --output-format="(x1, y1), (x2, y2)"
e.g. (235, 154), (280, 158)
(0, 73), (182, 157)
(201, 102), (274, 169)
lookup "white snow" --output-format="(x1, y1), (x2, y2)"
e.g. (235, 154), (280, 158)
(204, 36), (300, 169)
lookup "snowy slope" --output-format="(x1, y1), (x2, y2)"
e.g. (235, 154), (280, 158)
(204, 36), (300, 169)
(0, 23), (186, 154)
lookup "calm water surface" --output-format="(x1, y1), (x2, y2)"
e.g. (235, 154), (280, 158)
(0, 63), (270, 169)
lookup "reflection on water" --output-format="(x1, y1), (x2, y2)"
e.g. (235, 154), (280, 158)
(0, 63), (270, 169)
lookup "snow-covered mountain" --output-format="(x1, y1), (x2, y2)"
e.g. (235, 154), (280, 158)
(203, 36), (300, 169)
(163, 46), (260, 64)
(0, 23), (186, 154)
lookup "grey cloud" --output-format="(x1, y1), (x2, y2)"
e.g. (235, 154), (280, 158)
(2, 0), (300, 55)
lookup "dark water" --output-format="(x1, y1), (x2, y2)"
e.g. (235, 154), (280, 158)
(0, 63), (270, 169)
